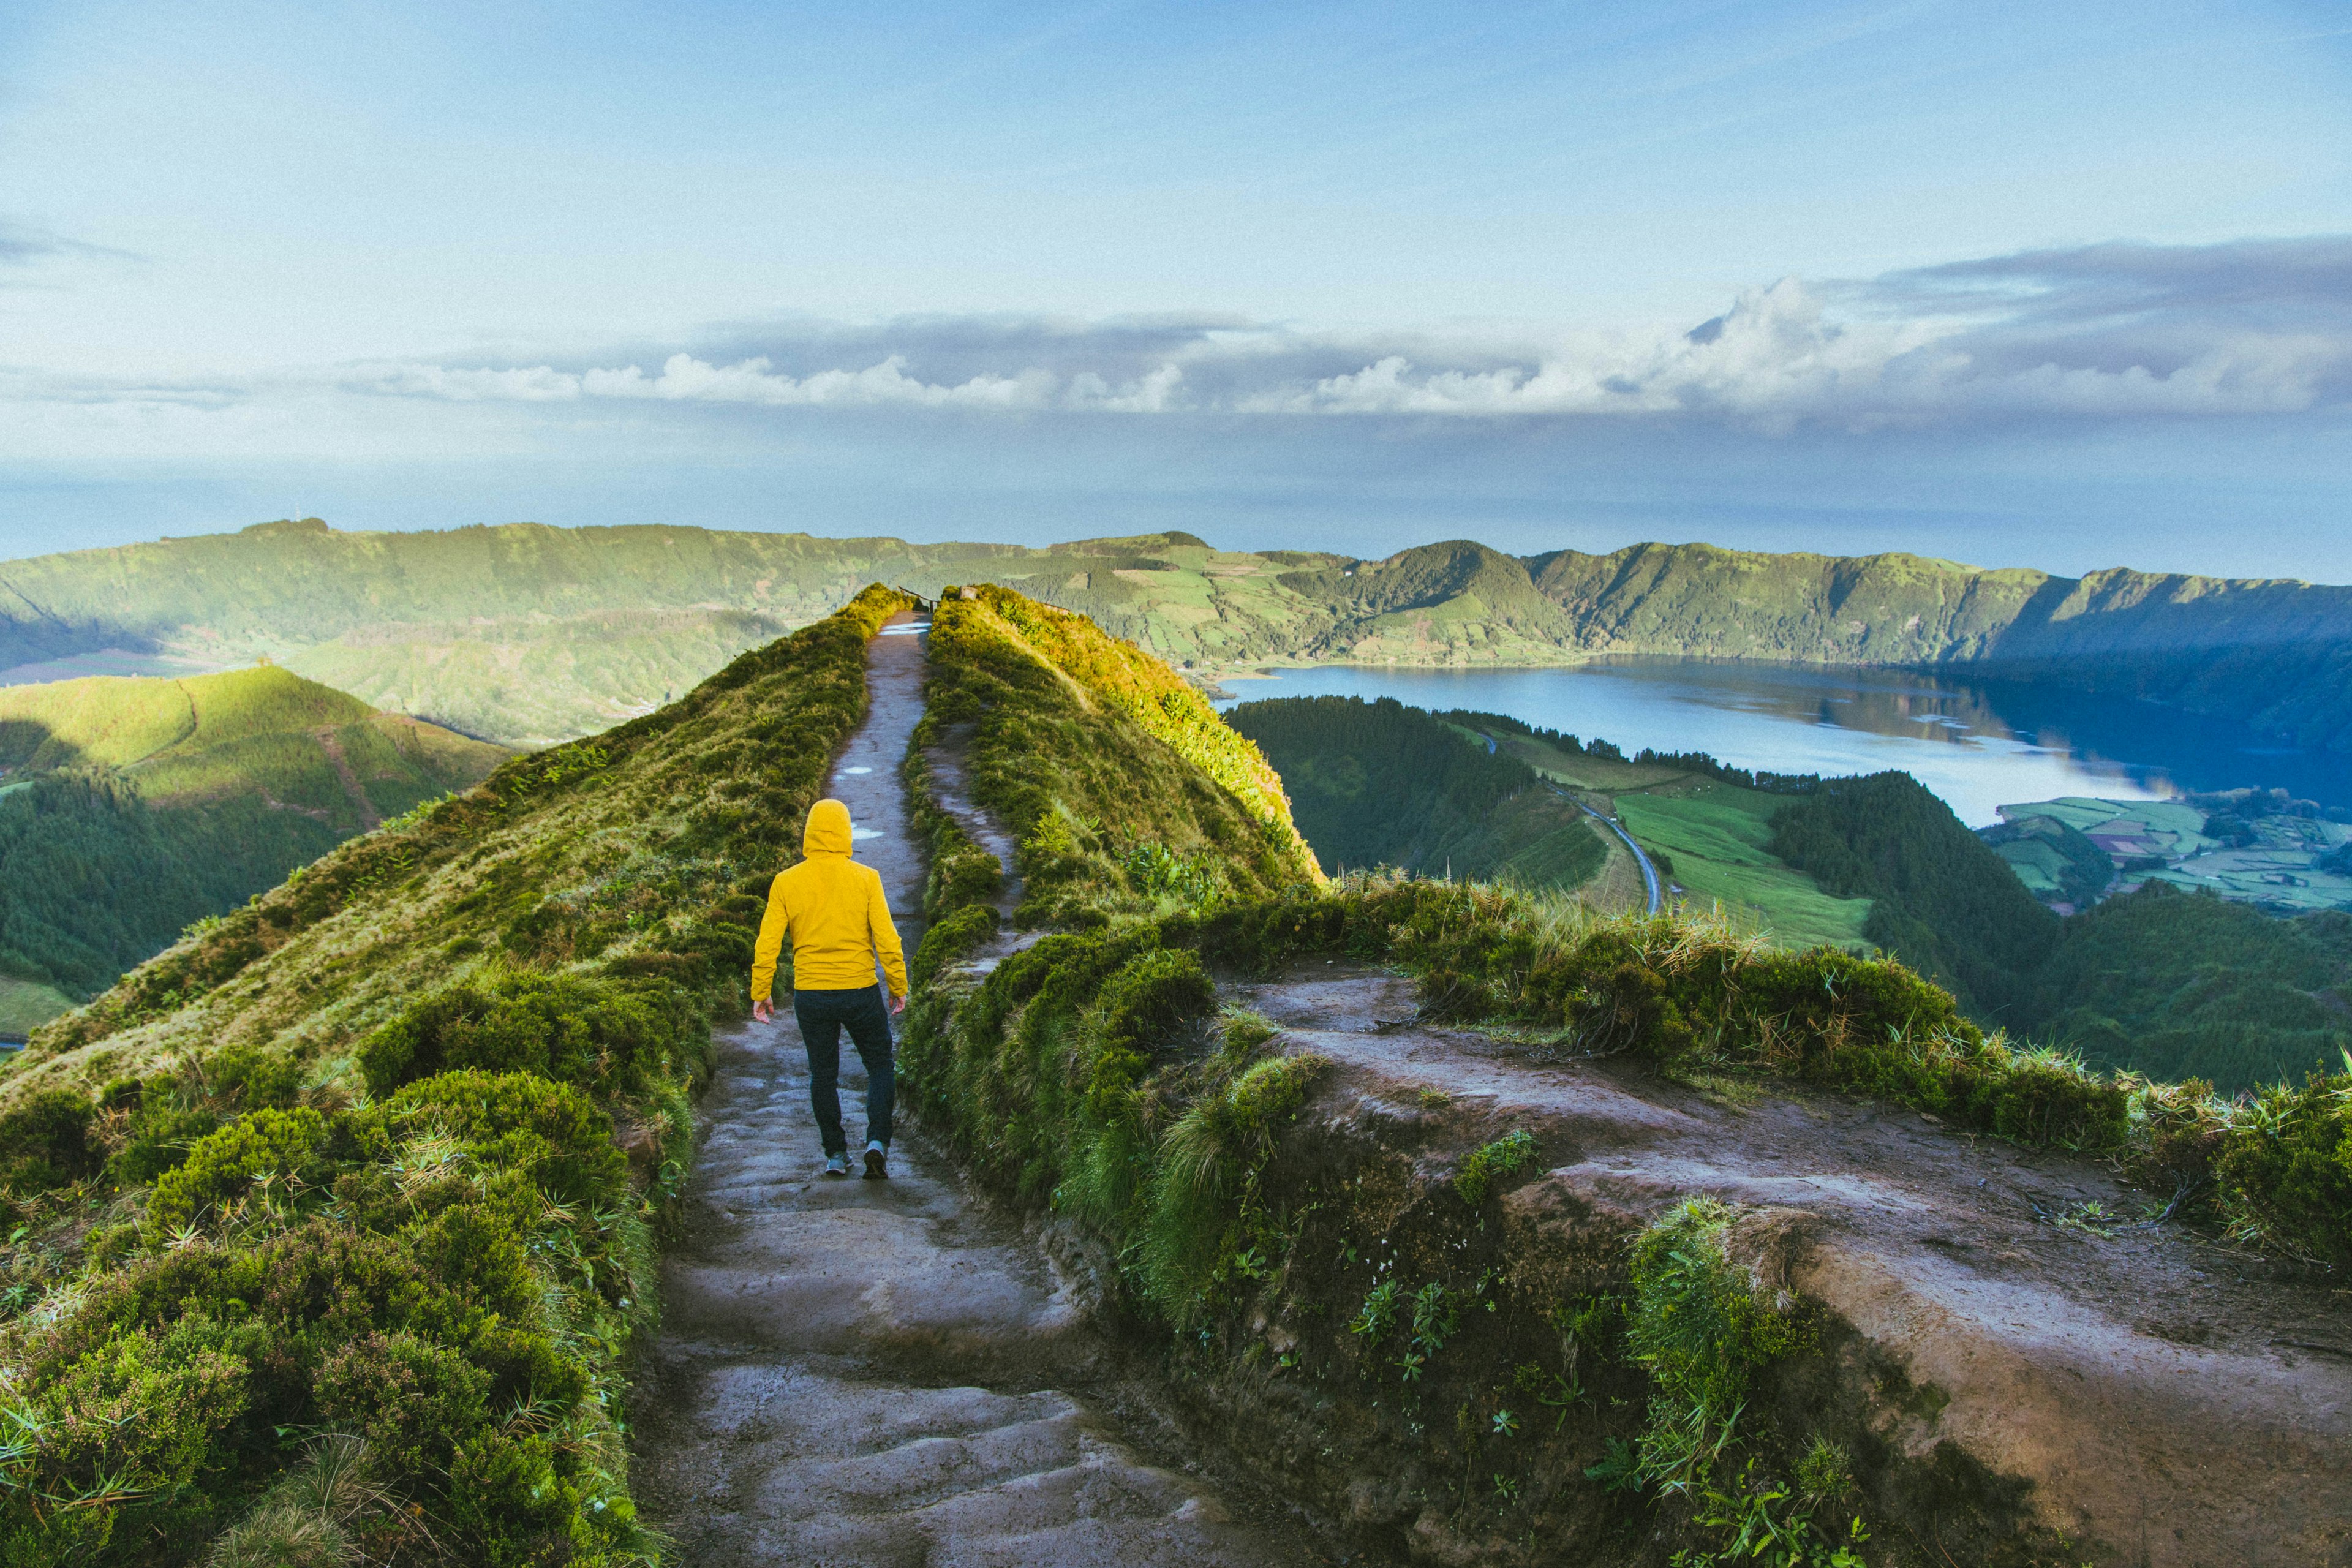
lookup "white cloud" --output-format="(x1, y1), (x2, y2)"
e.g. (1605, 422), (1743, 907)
(4, 237), (2348, 446)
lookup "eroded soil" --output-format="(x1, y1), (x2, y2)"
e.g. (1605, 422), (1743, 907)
(631, 616), (1317, 1567)
(1233, 964), (2352, 1568)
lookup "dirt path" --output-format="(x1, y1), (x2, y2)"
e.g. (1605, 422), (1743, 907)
(312, 725), (382, 830)
(632, 614), (1317, 1567)
(1232, 964), (2352, 1567)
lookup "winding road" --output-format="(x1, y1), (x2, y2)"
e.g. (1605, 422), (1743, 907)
(1561, 791), (1661, 916)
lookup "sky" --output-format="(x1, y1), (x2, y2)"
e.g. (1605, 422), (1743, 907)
(2, 1), (2350, 577)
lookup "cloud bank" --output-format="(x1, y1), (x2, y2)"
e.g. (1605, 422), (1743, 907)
(13, 237), (2352, 439)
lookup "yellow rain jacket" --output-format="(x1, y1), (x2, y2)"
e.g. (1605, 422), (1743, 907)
(750, 799), (908, 1001)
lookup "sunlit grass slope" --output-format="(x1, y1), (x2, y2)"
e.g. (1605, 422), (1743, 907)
(0, 669), (510, 1019)
(913, 582), (1319, 927)
(0, 586), (910, 1566)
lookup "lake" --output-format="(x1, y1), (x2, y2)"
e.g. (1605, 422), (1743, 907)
(1212, 659), (2352, 827)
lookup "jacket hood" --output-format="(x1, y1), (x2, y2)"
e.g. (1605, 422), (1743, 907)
(803, 798), (854, 858)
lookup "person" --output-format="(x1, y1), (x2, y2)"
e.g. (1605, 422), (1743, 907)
(750, 797), (908, 1179)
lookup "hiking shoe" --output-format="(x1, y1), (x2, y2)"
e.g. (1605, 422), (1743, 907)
(862, 1144), (889, 1181)
(823, 1154), (850, 1178)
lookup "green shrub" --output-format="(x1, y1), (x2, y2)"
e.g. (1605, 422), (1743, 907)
(1083, 948), (1216, 1117)
(1138, 1054), (1325, 1319)
(148, 1107), (332, 1232)
(1604, 1199), (1803, 1496)
(313, 1330), (491, 1477)
(2212, 1068), (2352, 1267)
(369, 1070), (627, 1209)
(1455, 1129), (1537, 1205)
(29, 1319), (254, 1548)
(929, 843), (1004, 914)
(0, 1087), (99, 1197)
(109, 1097), (221, 1186)
(911, 902), (998, 987)
(206, 1044), (304, 1110)
(356, 970), (693, 1099)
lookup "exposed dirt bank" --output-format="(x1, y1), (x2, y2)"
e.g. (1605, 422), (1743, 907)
(1220, 963), (2351, 1567)
(631, 617), (1319, 1566)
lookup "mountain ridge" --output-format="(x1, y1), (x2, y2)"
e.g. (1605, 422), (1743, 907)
(9, 518), (2352, 750)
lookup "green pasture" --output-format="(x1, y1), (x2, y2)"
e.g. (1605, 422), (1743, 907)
(1613, 784), (1873, 951)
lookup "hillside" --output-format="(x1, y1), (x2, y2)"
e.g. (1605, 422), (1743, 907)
(1766, 771), (2352, 1089)
(1225, 695), (1610, 892)
(897, 586), (2351, 1568)
(0, 668), (507, 1026)
(13, 518), (2352, 750)
(0, 587), (911, 1564)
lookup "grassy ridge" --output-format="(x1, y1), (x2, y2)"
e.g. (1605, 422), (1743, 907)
(0, 587), (911, 1566)
(914, 583), (1319, 927)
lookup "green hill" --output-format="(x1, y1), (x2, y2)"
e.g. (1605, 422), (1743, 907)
(11, 518), (2352, 750)
(900, 585), (2352, 1564)
(1228, 696), (2352, 1092)
(0, 667), (507, 1019)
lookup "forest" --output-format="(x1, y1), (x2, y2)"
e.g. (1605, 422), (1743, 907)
(1223, 696), (1607, 892)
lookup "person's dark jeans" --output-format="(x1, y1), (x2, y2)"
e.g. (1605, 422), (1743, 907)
(792, 984), (895, 1155)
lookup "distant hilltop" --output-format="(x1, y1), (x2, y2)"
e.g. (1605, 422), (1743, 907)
(0, 664), (507, 1028)
(5, 518), (2352, 751)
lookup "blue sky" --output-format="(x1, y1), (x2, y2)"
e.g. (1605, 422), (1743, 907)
(2, 1), (2350, 576)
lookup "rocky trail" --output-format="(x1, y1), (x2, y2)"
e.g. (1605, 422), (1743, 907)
(632, 614), (1321, 1567)
(1231, 965), (2352, 1567)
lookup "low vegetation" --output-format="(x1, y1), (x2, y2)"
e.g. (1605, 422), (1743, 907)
(0, 586), (912, 1564)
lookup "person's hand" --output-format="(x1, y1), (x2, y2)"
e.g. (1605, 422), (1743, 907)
(752, 998), (772, 1024)
(889, 992), (907, 1016)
